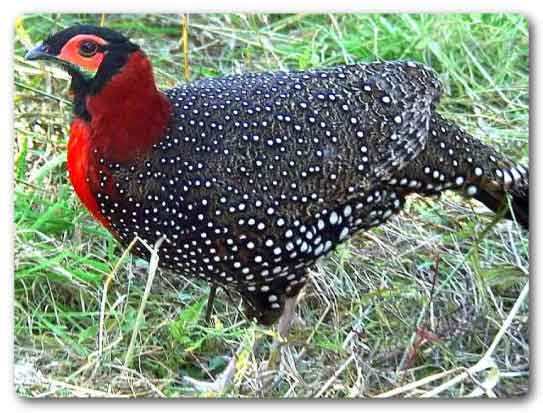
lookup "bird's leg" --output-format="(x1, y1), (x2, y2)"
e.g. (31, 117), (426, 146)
(257, 295), (300, 390)
(270, 295), (299, 365)
(181, 285), (238, 395)
(204, 284), (218, 324)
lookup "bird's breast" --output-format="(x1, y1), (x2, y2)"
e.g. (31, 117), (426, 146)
(67, 117), (112, 229)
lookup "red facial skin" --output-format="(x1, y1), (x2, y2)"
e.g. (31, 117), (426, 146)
(63, 44), (171, 230)
(58, 34), (107, 72)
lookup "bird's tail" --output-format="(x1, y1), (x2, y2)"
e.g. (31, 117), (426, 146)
(391, 113), (529, 229)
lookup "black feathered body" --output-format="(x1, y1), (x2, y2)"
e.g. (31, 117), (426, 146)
(94, 61), (527, 323)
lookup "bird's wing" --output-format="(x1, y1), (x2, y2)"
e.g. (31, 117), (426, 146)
(158, 61), (443, 220)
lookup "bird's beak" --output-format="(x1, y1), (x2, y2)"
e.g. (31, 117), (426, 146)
(25, 43), (80, 75)
(25, 43), (54, 61)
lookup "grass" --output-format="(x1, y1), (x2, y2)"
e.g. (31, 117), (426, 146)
(13, 13), (529, 398)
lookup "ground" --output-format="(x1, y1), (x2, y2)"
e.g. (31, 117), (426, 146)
(13, 13), (529, 398)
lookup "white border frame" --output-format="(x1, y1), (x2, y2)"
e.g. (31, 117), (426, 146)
(2, 1), (539, 411)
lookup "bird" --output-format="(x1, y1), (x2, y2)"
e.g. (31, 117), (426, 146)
(25, 24), (529, 390)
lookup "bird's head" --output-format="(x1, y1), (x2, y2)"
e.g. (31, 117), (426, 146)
(25, 25), (140, 95)
(26, 24), (169, 160)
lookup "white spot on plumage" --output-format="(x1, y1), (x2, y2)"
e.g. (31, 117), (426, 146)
(509, 167), (522, 183)
(502, 169), (513, 186)
(314, 244), (324, 255)
(316, 219), (325, 231)
(516, 165), (527, 176)
(465, 185), (478, 196)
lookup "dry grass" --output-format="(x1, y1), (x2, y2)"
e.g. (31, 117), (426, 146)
(13, 13), (529, 398)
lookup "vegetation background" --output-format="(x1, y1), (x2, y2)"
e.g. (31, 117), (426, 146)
(13, 13), (529, 398)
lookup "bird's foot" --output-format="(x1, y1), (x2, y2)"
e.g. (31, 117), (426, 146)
(182, 356), (236, 395)
(183, 295), (302, 395)
(255, 346), (283, 392)
(255, 360), (277, 392)
(254, 295), (301, 392)
(254, 323), (292, 392)
(290, 313), (306, 329)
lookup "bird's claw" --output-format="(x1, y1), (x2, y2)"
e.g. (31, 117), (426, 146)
(182, 356), (236, 395)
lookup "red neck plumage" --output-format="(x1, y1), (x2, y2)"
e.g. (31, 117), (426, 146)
(67, 51), (171, 229)
(86, 50), (171, 162)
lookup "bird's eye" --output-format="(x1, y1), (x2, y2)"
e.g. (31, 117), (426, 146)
(79, 40), (98, 57)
